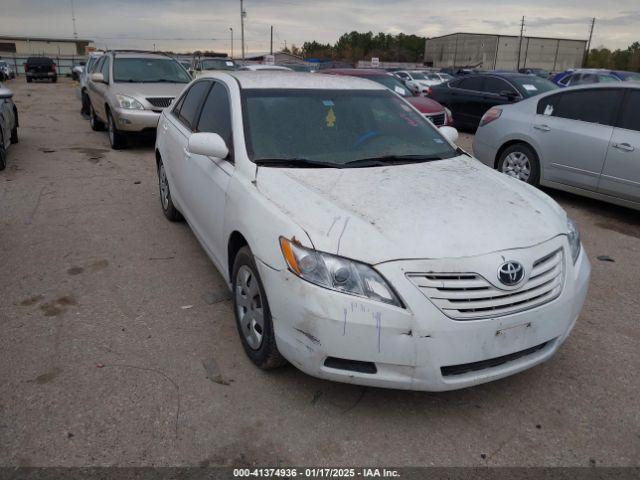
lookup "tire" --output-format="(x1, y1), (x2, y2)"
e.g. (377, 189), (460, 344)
(0, 136), (6, 171)
(26, 77), (32, 83)
(232, 246), (287, 370)
(497, 143), (540, 186)
(107, 110), (127, 150)
(10, 125), (18, 144)
(157, 158), (183, 222)
(89, 103), (105, 131)
(81, 90), (90, 116)
(51, 76), (57, 83)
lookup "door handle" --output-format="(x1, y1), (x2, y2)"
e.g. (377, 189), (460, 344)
(612, 142), (635, 152)
(533, 124), (551, 132)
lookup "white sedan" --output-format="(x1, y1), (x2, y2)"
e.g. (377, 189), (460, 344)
(155, 71), (590, 391)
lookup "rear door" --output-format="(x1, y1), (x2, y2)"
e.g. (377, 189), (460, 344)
(599, 89), (640, 202)
(533, 88), (624, 190)
(447, 76), (485, 128)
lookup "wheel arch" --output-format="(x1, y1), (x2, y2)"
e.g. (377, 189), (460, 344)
(228, 231), (249, 281)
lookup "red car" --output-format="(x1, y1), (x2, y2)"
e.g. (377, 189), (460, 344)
(318, 68), (453, 127)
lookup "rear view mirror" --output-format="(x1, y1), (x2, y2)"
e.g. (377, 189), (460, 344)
(187, 132), (229, 159)
(440, 126), (459, 144)
(500, 90), (517, 101)
(90, 72), (105, 83)
(0, 87), (13, 99)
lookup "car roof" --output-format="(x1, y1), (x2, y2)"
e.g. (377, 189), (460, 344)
(110, 52), (172, 59)
(201, 71), (388, 90)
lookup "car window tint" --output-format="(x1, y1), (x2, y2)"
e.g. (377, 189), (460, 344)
(457, 77), (484, 91)
(484, 77), (514, 94)
(545, 89), (622, 126)
(197, 83), (232, 148)
(618, 90), (640, 132)
(177, 81), (211, 130)
(100, 57), (110, 83)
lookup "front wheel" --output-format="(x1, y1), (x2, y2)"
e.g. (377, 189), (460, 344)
(157, 158), (183, 222)
(232, 246), (287, 370)
(0, 139), (6, 171)
(497, 143), (540, 186)
(107, 110), (127, 150)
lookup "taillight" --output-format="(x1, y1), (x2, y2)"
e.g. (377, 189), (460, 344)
(52, 63), (57, 72)
(425, 87), (433, 96)
(479, 107), (502, 127)
(24, 64), (28, 72)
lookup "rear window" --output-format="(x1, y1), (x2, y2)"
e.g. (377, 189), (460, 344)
(27, 57), (53, 65)
(536, 89), (623, 126)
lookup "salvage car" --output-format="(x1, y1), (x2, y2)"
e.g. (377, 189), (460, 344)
(394, 70), (449, 94)
(86, 50), (191, 149)
(551, 68), (640, 87)
(78, 52), (104, 115)
(473, 84), (640, 210)
(429, 72), (558, 130)
(154, 72), (590, 391)
(0, 61), (16, 80)
(319, 68), (453, 126)
(0, 82), (19, 170)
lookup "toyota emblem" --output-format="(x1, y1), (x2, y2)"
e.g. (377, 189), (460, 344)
(498, 261), (525, 286)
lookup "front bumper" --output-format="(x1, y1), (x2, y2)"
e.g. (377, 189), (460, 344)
(111, 107), (160, 132)
(257, 237), (590, 391)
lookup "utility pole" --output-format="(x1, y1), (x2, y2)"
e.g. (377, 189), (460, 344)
(270, 25), (273, 55)
(240, 0), (246, 61)
(516, 16), (525, 70)
(583, 17), (596, 67)
(230, 27), (234, 59)
(70, 0), (78, 40)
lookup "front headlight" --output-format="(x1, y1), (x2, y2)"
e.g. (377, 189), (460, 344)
(567, 217), (581, 263)
(116, 94), (144, 110)
(279, 237), (403, 308)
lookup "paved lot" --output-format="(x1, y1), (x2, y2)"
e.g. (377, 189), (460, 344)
(0, 78), (638, 467)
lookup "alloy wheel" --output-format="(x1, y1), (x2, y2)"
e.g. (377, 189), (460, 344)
(502, 151), (531, 182)
(158, 163), (169, 210)
(235, 265), (264, 350)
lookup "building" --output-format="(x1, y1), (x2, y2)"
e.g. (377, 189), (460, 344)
(0, 35), (94, 56)
(424, 33), (587, 72)
(243, 51), (308, 66)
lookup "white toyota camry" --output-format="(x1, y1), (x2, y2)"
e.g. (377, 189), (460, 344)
(155, 71), (590, 391)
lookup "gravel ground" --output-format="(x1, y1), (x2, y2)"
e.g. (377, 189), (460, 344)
(0, 78), (638, 467)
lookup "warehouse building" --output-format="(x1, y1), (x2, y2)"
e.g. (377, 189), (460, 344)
(424, 33), (587, 72)
(0, 35), (94, 56)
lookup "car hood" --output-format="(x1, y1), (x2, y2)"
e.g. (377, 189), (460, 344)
(406, 96), (444, 114)
(112, 82), (188, 99)
(256, 156), (567, 264)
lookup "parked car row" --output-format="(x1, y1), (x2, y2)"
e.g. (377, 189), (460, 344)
(0, 82), (19, 170)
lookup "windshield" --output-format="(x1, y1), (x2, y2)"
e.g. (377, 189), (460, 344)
(368, 75), (410, 97)
(242, 89), (457, 167)
(113, 58), (191, 83)
(409, 72), (427, 80)
(511, 76), (558, 97)
(440, 73), (454, 81)
(201, 59), (235, 70)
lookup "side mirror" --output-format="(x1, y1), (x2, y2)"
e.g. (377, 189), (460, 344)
(0, 87), (13, 99)
(91, 72), (105, 83)
(187, 132), (229, 159)
(440, 126), (459, 144)
(500, 90), (518, 101)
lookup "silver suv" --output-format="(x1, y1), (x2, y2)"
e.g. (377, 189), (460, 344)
(86, 51), (191, 149)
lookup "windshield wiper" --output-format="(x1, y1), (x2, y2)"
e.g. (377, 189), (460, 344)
(343, 154), (449, 167)
(255, 158), (340, 168)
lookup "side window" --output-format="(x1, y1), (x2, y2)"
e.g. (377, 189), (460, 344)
(93, 57), (105, 76)
(543, 89), (623, 126)
(100, 57), (110, 83)
(484, 77), (515, 95)
(396, 72), (409, 79)
(597, 74), (618, 83)
(559, 74), (573, 86)
(537, 93), (562, 115)
(618, 90), (640, 132)
(197, 83), (232, 152)
(457, 77), (484, 91)
(172, 93), (186, 117)
(176, 81), (211, 130)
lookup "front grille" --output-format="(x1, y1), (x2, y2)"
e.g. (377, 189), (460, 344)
(407, 248), (564, 320)
(324, 357), (377, 374)
(146, 97), (174, 108)
(441, 341), (550, 376)
(426, 112), (446, 126)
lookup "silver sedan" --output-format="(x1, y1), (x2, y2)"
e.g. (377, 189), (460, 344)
(473, 83), (640, 210)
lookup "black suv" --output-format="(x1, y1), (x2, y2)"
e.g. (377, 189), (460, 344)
(24, 57), (57, 83)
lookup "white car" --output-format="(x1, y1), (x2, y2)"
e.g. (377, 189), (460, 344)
(395, 70), (453, 95)
(238, 65), (292, 71)
(155, 72), (590, 391)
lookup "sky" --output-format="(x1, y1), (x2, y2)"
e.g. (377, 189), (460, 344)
(1, 0), (638, 54)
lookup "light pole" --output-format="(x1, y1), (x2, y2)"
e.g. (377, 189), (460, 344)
(240, 0), (246, 61)
(230, 27), (234, 59)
